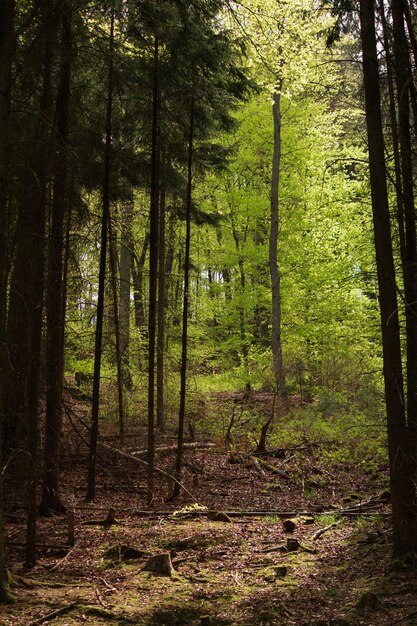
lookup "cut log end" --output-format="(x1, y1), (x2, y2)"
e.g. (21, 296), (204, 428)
(143, 553), (175, 577)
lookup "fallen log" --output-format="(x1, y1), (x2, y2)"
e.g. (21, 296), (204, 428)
(130, 441), (215, 457)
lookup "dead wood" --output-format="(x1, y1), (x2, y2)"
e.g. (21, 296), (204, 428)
(130, 441), (216, 457)
(48, 547), (75, 572)
(283, 518), (297, 532)
(143, 553), (175, 576)
(286, 538), (300, 552)
(207, 511), (232, 523)
(391, 608), (417, 624)
(96, 441), (196, 500)
(252, 457), (287, 476)
(251, 457), (266, 477)
(312, 521), (342, 541)
(83, 506), (119, 527)
(26, 602), (77, 626)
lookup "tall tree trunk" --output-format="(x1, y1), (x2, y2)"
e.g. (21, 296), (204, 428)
(86, 6), (114, 502)
(2, 0), (55, 567)
(269, 89), (285, 396)
(0, 0), (15, 602)
(391, 0), (417, 435)
(157, 179), (166, 432)
(359, 0), (417, 555)
(172, 100), (194, 500)
(147, 37), (160, 505)
(132, 232), (149, 331)
(108, 209), (125, 436)
(40, 0), (71, 516)
(119, 193), (132, 391)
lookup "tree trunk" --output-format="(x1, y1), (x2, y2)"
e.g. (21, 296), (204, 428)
(40, 0), (71, 516)
(108, 209), (125, 436)
(391, 0), (417, 435)
(269, 88), (285, 396)
(86, 7), (114, 502)
(132, 232), (149, 331)
(157, 179), (167, 432)
(172, 100), (194, 500)
(119, 193), (132, 391)
(0, 0), (15, 600)
(147, 37), (160, 505)
(359, 0), (417, 555)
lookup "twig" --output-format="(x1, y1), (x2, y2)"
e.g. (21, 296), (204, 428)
(63, 400), (198, 501)
(25, 602), (77, 626)
(391, 609), (417, 624)
(312, 521), (341, 541)
(48, 547), (75, 572)
(99, 577), (117, 593)
(95, 588), (107, 608)
(97, 442), (197, 501)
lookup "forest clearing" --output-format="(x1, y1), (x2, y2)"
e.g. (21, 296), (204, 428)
(2, 0), (417, 624)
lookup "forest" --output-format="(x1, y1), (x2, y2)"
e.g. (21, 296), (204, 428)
(1, 0), (417, 624)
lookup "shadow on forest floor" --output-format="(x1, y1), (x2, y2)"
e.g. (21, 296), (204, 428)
(3, 400), (416, 626)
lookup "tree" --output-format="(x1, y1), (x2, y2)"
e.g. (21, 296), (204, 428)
(40, 0), (72, 516)
(87, 5), (115, 502)
(358, 0), (417, 555)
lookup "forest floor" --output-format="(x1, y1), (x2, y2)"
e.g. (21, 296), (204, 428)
(2, 390), (417, 626)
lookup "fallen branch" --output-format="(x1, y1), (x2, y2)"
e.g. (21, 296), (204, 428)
(97, 442), (197, 501)
(391, 608), (417, 624)
(130, 441), (215, 457)
(48, 547), (75, 572)
(129, 508), (388, 519)
(26, 602), (77, 626)
(312, 521), (342, 541)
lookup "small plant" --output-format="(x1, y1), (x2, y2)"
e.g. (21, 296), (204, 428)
(316, 513), (340, 526)
(172, 503), (208, 518)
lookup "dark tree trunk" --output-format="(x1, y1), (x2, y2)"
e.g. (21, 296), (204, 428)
(86, 7), (114, 502)
(359, 0), (417, 555)
(157, 180), (166, 432)
(119, 194), (132, 391)
(132, 232), (149, 331)
(269, 89), (285, 396)
(391, 0), (417, 434)
(40, 0), (71, 516)
(108, 209), (125, 436)
(172, 100), (194, 500)
(2, 0), (55, 567)
(147, 37), (160, 505)
(0, 0), (15, 601)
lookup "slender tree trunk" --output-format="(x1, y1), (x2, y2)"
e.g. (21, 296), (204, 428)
(108, 209), (125, 436)
(86, 7), (114, 502)
(359, 0), (417, 555)
(231, 223), (250, 390)
(379, 0), (406, 264)
(269, 88), (285, 396)
(172, 100), (194, 500)
(119, 193), (132, 391)
(40, 0), (71, 516)
(157, 180), (166, 432)
(391, 0), (417, 435)
(0, 0), (15, 601)
(147, 37), (160, 505)
(132, 232), (149, 330)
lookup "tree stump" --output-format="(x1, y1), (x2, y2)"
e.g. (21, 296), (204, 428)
(143, 553), (175, 576)
(283, 518), (297, 532)
(286, 538), (300, 552)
